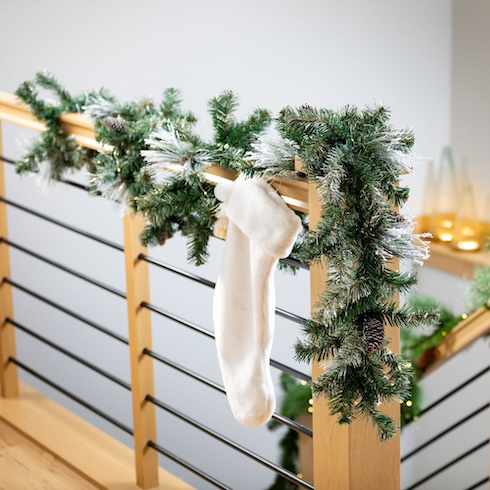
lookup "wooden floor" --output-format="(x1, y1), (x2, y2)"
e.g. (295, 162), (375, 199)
(0, 419), (98, 490)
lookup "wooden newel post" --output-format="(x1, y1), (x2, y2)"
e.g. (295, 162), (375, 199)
(0, 122), (19, 399)
(123, 210), (159, 489)
(309, 183), (400, 490)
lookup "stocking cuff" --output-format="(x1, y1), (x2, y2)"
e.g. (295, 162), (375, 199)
(215, 176), (302, 258)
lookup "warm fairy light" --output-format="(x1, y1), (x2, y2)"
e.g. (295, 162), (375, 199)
(413, 415), (419, 421)
(406, 400), (413, 407)
(455, 238), (480, 251)
(406, 362), (412, 368)
(432, 215), (455, 242)
(441, 331), (447, 337)
(300, 380), (307, 386)
(308, 406), (313, 414)
(462, 313), (468, 319)
(308, 398), (313, 405)
(297, 473), (303, 479)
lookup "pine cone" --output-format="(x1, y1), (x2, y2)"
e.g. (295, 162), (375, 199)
(102, 115), (128, 132)
(362, 317), (384, 353)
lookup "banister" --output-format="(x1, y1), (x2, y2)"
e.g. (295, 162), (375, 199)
(0, 91), (309, 213)
(0, 89), (405, 489)
(424, 306), (490, 373)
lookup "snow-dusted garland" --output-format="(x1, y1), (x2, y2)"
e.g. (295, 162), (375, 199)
(13, 72), (437, 440)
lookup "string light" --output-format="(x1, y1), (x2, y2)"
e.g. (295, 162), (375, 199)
(308, 406), (314, 414)
(300, 380), (307, 386)
(308, 398), (313, 405)
(442, 331), (447, 337)
(462, 313), (468, 319)
(406, 400), (413, 407)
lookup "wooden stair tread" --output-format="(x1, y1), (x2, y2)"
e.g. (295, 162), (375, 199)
(0, 382), (194, 490)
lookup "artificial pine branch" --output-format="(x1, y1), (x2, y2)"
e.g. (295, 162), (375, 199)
(14, 72), (437, 439)
(208, 91), (272, 169)
(15, 72), (97, 179)
(274, 104), (437, 439)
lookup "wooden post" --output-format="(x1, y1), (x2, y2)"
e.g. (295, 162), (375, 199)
(0, 122), (19, 398)
(309, 183), (400, 490)
(123, 210), (159, 489)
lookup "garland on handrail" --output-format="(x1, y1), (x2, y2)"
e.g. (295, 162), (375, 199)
(12, 71), (437, 439)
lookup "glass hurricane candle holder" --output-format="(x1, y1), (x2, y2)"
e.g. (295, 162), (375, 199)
(452, 180), (482, 252)
(431, 147), (458, 243)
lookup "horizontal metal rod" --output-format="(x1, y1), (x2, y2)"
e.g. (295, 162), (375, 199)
(2, 237), (126, 299)
(0, 195), (123, 251)
(139, 253), (215, 288)
(144, 348), (312, 437)
(279, 256), (309, 271)
(146, 394), (314, 490)
(1, 156), (90, 192)
(139, 253), (307, 325)
(58, 177), (90, 192)
(417, 366), (489, 418)
(464, 476), (489, 490)
(270, 359), (311, 384)
(401, 403), (489, 462)
(147, 440), (233, 490)
(8, 317), (130, 390)
(275, 306), (307, 324)
(10, 357), (133, 436)
(5, 278), (128, 344)
(142, 301), (215, 339)
(142, 302), (311, 383)
(0, 156), (17, 165)
(403, 439), (490, 490)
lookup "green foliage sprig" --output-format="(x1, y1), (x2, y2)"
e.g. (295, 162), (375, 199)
(13, 72), (436, 439)
(268, 104), (439, 439)
(15, 71), (100, 179)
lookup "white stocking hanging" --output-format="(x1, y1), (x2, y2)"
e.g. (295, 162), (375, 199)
(213, 175), (302, 427)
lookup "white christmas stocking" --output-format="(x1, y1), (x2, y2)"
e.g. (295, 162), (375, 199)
(213, 175), (302, 427)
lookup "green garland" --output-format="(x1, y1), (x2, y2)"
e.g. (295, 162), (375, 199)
(13, 71), (437, 440)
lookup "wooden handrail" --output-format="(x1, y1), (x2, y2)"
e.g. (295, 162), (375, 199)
(425, 306), (490, 373)
(0, 91), (309, 213)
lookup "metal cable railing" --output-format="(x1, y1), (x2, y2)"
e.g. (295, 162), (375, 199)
(144, 347), (312, 437)
(2, 237), (126, 299)
(7, 317), (130, 390)
(464, 476), (489, 490)
(146, 394), (314, 490)
(139, 252), (309, 325)
(142, 300), (312, 383)
(417, 366), (489, 418)
(148, 440), (233, 490)
(401, 403), (489, 462)
(10, 357), (133, 435)
(0, 195), (123, 251)
(4, 278), (128, 344)
(401, 364), (490, 490)
(404, 439), (489, 490)
(1, 153), (315, 489)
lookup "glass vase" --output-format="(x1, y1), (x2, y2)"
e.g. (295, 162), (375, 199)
(431, 147), (458, 242)
(451, 164), (481, 251)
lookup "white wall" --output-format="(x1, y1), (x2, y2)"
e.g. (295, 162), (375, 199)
(451, 0), (490, 219)
(0, 1), (452, 489)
